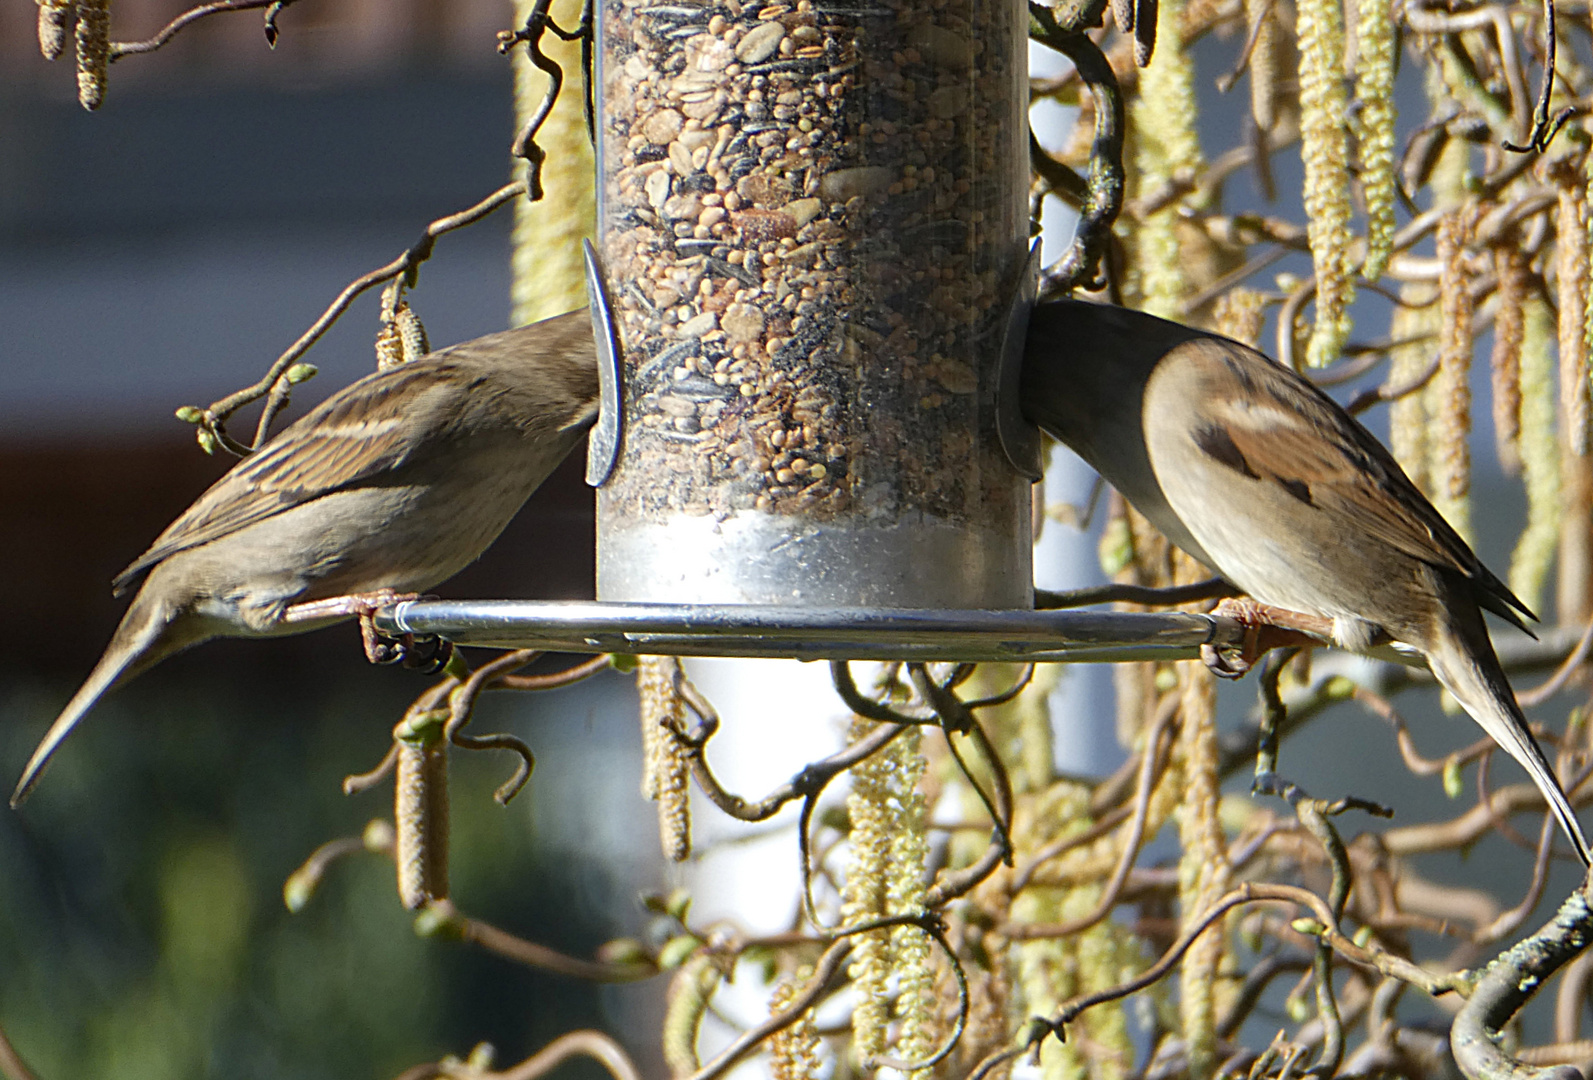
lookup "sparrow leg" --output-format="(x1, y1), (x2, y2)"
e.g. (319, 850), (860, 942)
(282, 590), (436, 666)
(1201, 598), (1332, 679)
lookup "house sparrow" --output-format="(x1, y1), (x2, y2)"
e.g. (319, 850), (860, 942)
(12, 308), (598, 807)
(1022, 298), (1591, 865)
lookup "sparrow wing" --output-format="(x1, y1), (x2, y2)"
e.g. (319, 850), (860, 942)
(1199, 341), (1536, 632)
(113, 361), (469, 595)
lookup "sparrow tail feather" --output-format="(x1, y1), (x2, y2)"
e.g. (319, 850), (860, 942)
(1424, 620), (1592, 867)
(11, 596), (179, 808)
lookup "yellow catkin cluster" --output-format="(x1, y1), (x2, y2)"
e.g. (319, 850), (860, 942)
(510, 0), (596, 323)
(1585, 147), (1593, 409)
(971, 663), (1060, 796)
(1511, 298), (1562, 613)
(888, 742), (933, 1076)
(1353, 0), (1397, 280)
(1431, 206), (1476, 542)
(1387, 282), (1439, 491)
(1131, 0), (1203, 320)
(637, 657), (691, 862)
(1213, 288), (1265, 347)
(1492, 246), (1527, 476)
(376, 300), (429, 370)
(841, 720), (928, 1065)
(1558, 176), (1591, 456)
(1243, 0), (1279, 131)
(396, 303), (429, 363)
(1174, 651), (1230, 1080)
(767, 967), (824, 1080)
(1010, 784), (1142, 1080)
(1297, 0), (1355, 366)
(956, 944), (1011, 1073)
(74, 0), (109, 111)
(374, 322), (405, 370)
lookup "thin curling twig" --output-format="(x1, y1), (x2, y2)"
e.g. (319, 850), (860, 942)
(1034, 881), (1464, 1055)
(196, 181), (525, 451)
(499, 0), (591, 200)
(444, 649), (542, 803)
(1452, 885), (1593, 1080)
(108, 0), (301, 59)
(412, 900), (655, 984)
(679, 668), (911, 823)
(685, 938), (853, 1080)
(1473, 814), (1557, 944)
(866, 917), (971, 1073)
(1502, 0), (1574, 153)
(1035, 577), (1238, 609)
(389, 1030), (643, 1080)
(345, 677), (458, 795)
(1518, 614), (1593, 707)
(909, 664), (1015, 864)
(496, 654), (610, 691)
(1006, 691), (1179, 922)
(832, 660), (934, 727)
(1031, 1), (1125, 294)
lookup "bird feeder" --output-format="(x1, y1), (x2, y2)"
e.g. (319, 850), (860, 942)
(380, 0), (1245, 662)
(587, 0), (1035, 608)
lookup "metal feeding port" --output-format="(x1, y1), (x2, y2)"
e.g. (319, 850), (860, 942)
(377, 0), (1214, 658)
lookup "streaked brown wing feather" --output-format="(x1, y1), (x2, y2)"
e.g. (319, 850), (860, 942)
(113, 362), (464, 594)
(1209, 345), (1535, 629)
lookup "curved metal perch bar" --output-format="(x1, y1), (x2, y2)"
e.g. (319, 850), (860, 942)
(374, 601), (1248, 664)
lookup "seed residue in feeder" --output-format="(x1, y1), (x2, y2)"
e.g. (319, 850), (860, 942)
(599, 0), (1025, 523)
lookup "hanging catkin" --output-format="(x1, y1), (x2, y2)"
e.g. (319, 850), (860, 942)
(1430, 206), (1475, 541)
(1491, 245), (1527, 476)
(1354, 0), (1396, 280)
(1298, 0), (1356, 366)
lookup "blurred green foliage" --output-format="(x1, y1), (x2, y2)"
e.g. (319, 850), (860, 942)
(0, 646), (659, 1080)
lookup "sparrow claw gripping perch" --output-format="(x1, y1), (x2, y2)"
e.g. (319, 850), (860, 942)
(1200, 598), (1331, 680)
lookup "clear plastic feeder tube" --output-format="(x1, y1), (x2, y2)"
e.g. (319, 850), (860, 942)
(594, 0), (1031, 606)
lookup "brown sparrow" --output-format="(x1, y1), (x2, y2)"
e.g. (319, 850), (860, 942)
(12, 308), (598, 807)
(1022, 298), (1591, 865)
